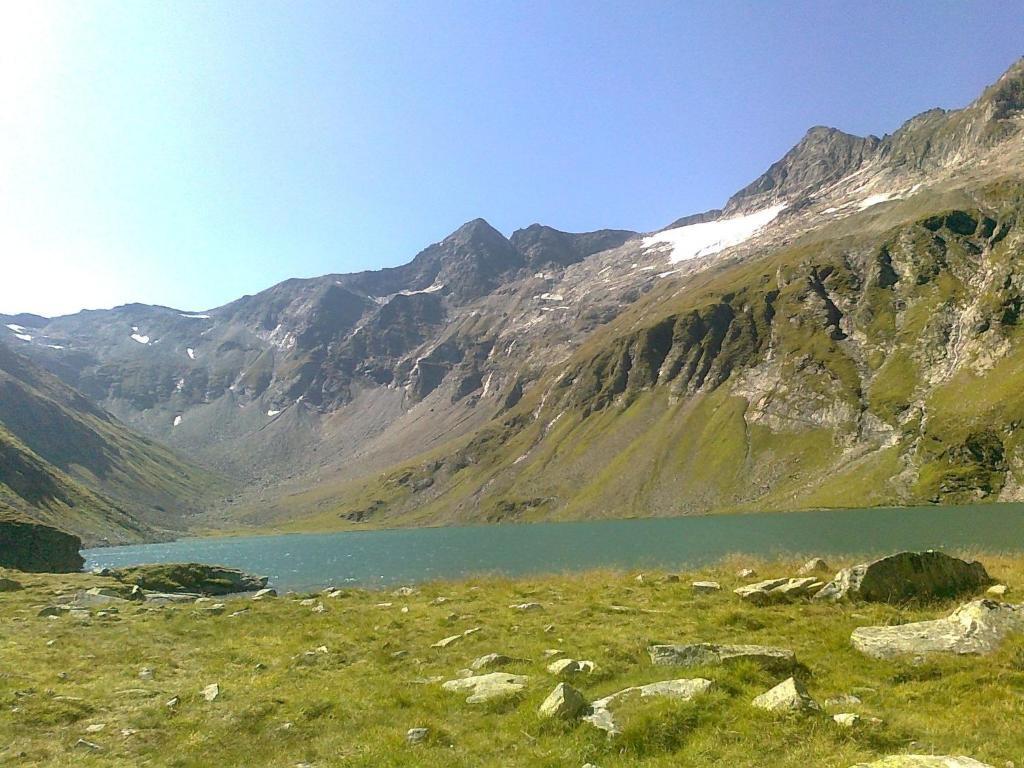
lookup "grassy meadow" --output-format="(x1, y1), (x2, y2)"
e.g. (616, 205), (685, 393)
(1, 553), (1022, 767)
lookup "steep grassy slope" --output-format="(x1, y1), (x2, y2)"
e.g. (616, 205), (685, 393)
(0, 342), (226, 544)
(264, 178), (1024, 532)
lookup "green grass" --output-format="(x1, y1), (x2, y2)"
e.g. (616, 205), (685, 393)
(1, 553), (1022, 767)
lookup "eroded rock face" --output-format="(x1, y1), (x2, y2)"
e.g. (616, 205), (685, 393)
(0, 514), (83, 573)
(582, 678), (713, 736)
(849, 757), (995, 768)
(110, 563), (268, 596)
(851, 599), (1024, 659)
(815, 551), (990, 603)
(648, 643), (796, 672)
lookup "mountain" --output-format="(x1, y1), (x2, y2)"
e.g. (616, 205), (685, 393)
(5, 58), (1024, 537)
(0, 341), (224, 545)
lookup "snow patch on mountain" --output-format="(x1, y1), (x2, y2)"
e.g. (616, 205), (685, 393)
(642, 205), (786, 264)
(173, 415), (182, 427)
(187, 348), (196, 360)
(180, 313), (211, 319)
(130, 333), (150, 344)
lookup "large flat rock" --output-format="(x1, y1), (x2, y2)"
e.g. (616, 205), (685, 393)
(110, 563), (268, 595)
(583, 678), (713, 736)
(648, 642), (796, 672)
(851, 599), (1024, 659)
(816, 551), (990, 603)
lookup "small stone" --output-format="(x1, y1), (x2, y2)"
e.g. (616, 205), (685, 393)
(310, 602), (326, 614)
(833, 712), (860, 727)
(299, 598), (317, 606)
(635, 573), (646, 584)
(75, 739), (102, 751)
(692, 581), (721, 594)
(406, 727), (429, 744)
(543, 624), (556, 633)
(166, 696), (180, 708)
(393, 586), (416, 597)
(542, 649), (564, 658)
(663, 574), (680, 583)
(538, 682), (587, 719)
(430, 596), (449, 605)
(736, 568), (757, 579)
(202, 683), (220, 702)
(510, 602), (543, 612)
(470, 653), (514, 671)
(84, 723), (106, 733)
(824, 694), (862, 708)
(988, 584), (1009, 597)
(252, 588), (277, 600)
(139, 668), (154, 680)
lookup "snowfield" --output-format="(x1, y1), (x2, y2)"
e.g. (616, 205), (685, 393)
(642, 205), (786, 264)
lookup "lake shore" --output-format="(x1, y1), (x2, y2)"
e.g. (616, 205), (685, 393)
(1, 552), (1020, 767)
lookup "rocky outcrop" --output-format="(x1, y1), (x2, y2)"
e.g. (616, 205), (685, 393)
(648, 642), (796, 672)
(815, 551), (991, 603)
(0, 513), (83, 572)
(735, 577), (825, 605)
(110, 563), (267, 595)
(851, 599), (1024, 659)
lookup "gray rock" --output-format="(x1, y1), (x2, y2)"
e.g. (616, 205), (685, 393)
(648, 642), (796, 672)
(201, 683), (220, 701)
(849, 758), (995, 768)
(74, 739), (102, 751)
(833, 712), (860, 727)
(470, 653), (517, 671)
(798, 557), (830, 575)
(815, 551), (991, 603)
(406, 727), (429, 744)
(111, 563), (268, 595)
(751, 677), (819, 712)
(547, 658), (596, 677)
(692, 581), (721, 594)
(851, 599), (1024, 659)
(509, 602), (543, 612)
(0, 576), (23, 591)
(583, 678), (713, 736)
(736, 568), (757, 579)
(987, 584), (1008, 596)
(441, 672), (528, 703)
(734, 577), (824, 605)
(538, 682), (587, 719)
(824, 693), (862, 708)
(252, 588), (277, 600)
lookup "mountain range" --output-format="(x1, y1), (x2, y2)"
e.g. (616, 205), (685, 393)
(3, 58), (1024, 544)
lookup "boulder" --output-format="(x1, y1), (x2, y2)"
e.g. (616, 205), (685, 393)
(537, 682), (587, 719)
(0, 576), (23, 591)
(0, 513), (83, 572)
(851, 599), (1024, 659)
(987, 584), (1008, 597)
(441, 672), (528, 703)
(547, 658), (596, 677)
(648, 642), (796, 672)
(201, 683), (220, 702)
(252, 588), (277, 600)
(406, 727), (429, 745)
(111, 563), (268, 596)
(751, 676), (819, 712)
(735, 577), (824, 605)
(583, 678), (713, 736)
(849, 758), (994, 768)
(815, 551), (990, 603)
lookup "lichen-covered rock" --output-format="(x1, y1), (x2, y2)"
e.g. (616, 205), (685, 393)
(537, 682), (587, 719)
(583, 678), (713, 736)
(751, 676), (819, 712)
(110, 563), (268, 596)
(851, 599), (1024, 659)
(815, 551), (990, 603)
(648, 642), (796, 672)
(798, 557), (830, 575)
(0, 514), (83, 573)
(849, 757), (995, 768)
(692, 581), (721, 594)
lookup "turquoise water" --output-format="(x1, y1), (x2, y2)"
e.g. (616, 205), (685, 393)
(83, 504), (1024, 591)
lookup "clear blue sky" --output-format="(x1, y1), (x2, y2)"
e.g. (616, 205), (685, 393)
(2, 1), (1022, 317)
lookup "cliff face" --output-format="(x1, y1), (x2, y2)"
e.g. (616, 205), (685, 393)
(0, 511), (84, 572)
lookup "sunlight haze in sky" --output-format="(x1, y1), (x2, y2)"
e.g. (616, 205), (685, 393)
(2, 1), (1023, 317)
